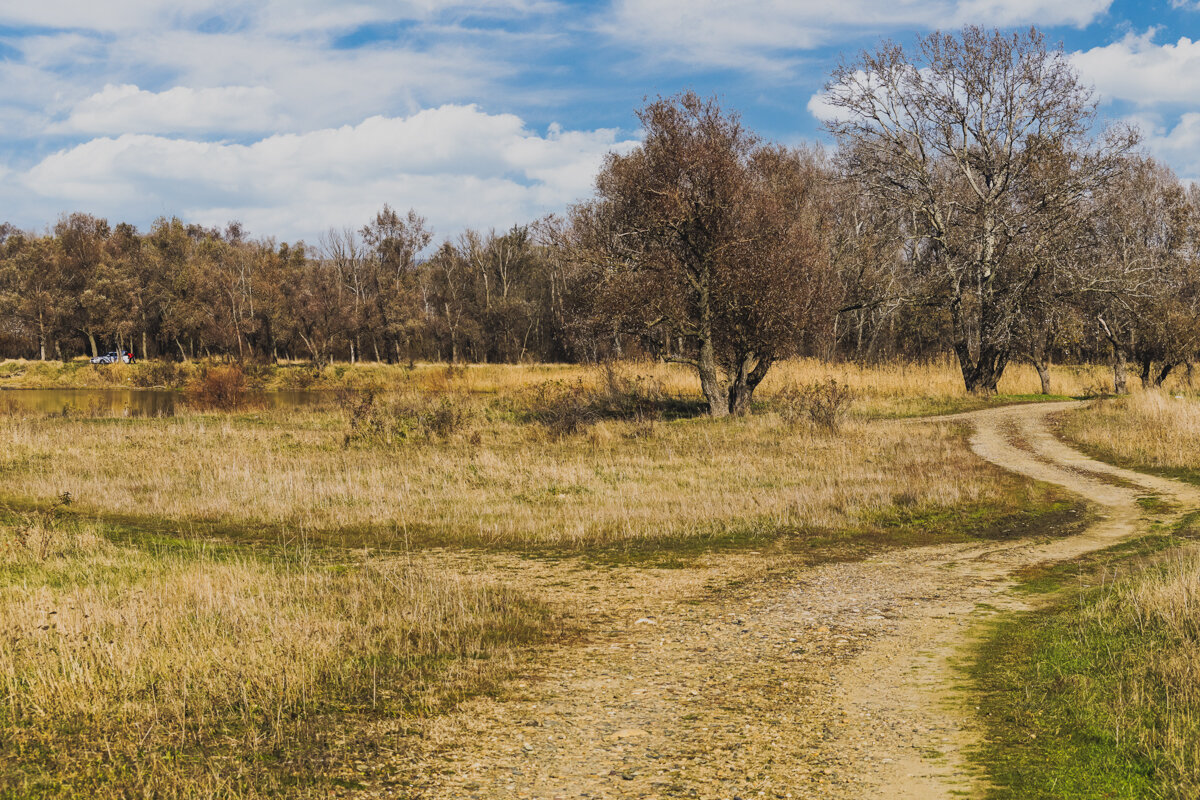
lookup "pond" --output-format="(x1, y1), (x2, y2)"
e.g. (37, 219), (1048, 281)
(0, 388), (330, 416)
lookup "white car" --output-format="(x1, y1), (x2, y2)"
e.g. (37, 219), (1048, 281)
(90, 351), (132, 364)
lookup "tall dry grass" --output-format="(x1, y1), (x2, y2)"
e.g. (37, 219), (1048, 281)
(3, 355), (1178, 415)
(0, 511), (549, 798)
(1059, 391), (1200, 478)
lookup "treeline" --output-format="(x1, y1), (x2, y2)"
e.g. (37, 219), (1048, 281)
(2, 27), (1200, 410)
(0, 209), (579, 365)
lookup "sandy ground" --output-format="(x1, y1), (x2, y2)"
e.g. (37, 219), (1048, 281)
(352, 402), (1200, 799)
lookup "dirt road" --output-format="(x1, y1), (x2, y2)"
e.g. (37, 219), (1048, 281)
(367, 401), (1199, 799)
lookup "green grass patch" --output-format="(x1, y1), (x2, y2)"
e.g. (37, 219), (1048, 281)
(865, 393), (1078, 420)
(969, 516), (1200, 798)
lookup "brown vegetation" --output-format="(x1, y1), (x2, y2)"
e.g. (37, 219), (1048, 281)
(0, 370), (1059, 550)
(1059, 391), (1200, 478)
(0, 510), (552, 797)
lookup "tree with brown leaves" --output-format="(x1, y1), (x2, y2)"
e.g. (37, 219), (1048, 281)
(569, 93), (832, 416)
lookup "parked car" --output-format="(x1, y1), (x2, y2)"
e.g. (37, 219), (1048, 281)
(90, 351), (134, 365)
(90, 351), (121, 365)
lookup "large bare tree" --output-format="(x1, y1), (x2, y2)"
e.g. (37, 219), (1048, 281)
(825, 26), (1135, 393)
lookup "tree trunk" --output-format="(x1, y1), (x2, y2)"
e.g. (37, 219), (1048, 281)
(727, 354), (772, 416)
(1153, 363), (1175, 388)
(695, 338), (729, 417)
(1034, 360), (1051, 395)
(87, 332), (98, 359)
(1112, 348), (1128, 394)
(1138, 356), (1153, 389)
(955, 341), (1007, 394)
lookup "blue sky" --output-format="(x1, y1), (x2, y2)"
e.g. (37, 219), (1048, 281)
(0, 0), (1198, 244)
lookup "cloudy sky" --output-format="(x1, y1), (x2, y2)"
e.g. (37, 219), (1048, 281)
(1, 0), (1198, 243)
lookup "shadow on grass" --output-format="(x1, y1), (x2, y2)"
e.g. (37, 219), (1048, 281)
(0, 487), (1091, 572)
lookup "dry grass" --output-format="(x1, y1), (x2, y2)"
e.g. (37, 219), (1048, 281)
(0, 509), (551, 798)
(1, 398), (1036, 549)
(0, 359), (1092, 797)
(1081, 549), (1200, 797)
(1, 356), (1178, 417)
(1059, 391), (1200, 480)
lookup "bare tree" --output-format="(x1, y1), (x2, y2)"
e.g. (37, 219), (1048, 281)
(359, 205), (432, 362)
(1087, 157), (1199, 392)
(569, 93), (832, 416)
(825, 26), (1135, 393)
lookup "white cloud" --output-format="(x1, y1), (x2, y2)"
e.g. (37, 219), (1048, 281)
(0, 23), (519, 139)
(50, 84), (288, 135)
(805, 90), (851, 124)
(1129, 112), (1200, 181)
(0, 1), (553, 34)
(1071, 32), (1200, 106)
(16, 105), (636, 241)
(604, 0), (1112, 71)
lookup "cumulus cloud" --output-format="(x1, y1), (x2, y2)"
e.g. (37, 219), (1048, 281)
(603, 0), (1112, 71)
(1071, 31), (1200, 105)
(50, 84), (288, 135)
(805, 90), (852, 124)
(16, 105), (636, 241)
(0, 13), (527, 140)
(1127, 112), (1200, 181)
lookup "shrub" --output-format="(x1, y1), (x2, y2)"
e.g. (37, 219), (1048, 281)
(776, 378), (855, 432)
(524, 380), (599, 437)
(521, 364), (668, 437)
(130, 360), (185, 389)
(278, 364), (323, 389)
(184, 364), (259, 411)
(591, 362), (666, 421)
(340, 389), (474, 446)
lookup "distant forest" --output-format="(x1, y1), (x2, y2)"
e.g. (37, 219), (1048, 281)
(2, 28), (1198, 402)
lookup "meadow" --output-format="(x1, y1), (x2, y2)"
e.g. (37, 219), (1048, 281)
(0, 357), (1186, 798)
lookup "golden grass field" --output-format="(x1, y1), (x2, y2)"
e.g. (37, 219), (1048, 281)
(1, 357), (1184, 798)
(0, 510), (552, 797)
(1060, 390), (1200, 482)
(0, 354), (1156, 414)
(2, 404), (1040, 550)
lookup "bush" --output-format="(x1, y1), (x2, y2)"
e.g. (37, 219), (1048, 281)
(184, 365), (259, 411)
(521, 364), (668, 437)
(130, 361), (185, 389)
(776, 378), (855, 432)
(277, 364), (323, 390)
(340, 389), (474, 446)
(591, 362), (666, 421)
(524, 381), (599, 437)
